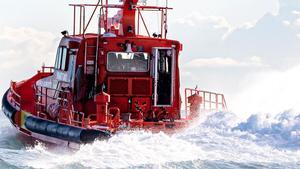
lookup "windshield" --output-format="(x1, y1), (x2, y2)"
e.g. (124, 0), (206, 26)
(54, 46), (68, 71)
(107, 52), (149, 72)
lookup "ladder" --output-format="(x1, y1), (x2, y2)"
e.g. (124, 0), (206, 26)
(84, 42), (97, 75)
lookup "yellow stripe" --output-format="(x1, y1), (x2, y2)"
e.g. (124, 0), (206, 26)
(19, 111), (31, 128)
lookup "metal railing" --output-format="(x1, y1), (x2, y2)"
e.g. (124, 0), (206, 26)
(7, 66), (54, 113)
(9, 81), (22, 111)
(69, 0), (172, 38)
(184, 88), (227, 117)
(70, 110), (85, 126)
(35, 83), (86, 127)
(41, 66), (54, 73)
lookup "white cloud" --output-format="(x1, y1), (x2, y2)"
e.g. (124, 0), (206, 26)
(282, 20), (291, 26)
(293, 18), (300, 27)
(174, 12), (232, 30)
(184, 56), (266, 68)
(171, 0), (279, 27)
(291, 10), (300, 15)
(175, 0), (300, 105)
(0, 27), (58, 70)
(173, 11), (258, 40)
(0, 26), (59, 94)
(0, 27), (55, 43)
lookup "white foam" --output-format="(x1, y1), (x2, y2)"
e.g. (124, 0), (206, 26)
(2, 64), (300, 168)
(0, 111), (300, 168)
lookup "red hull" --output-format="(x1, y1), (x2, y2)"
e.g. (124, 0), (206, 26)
(2, 0), (227, 146)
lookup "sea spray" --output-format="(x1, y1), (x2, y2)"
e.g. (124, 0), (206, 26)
(232, 65), (300, 116)
(0, 111), (300, 168)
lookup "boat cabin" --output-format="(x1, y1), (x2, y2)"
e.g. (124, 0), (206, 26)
(2, 0), (228, 146)
(35, 0), (183, 126)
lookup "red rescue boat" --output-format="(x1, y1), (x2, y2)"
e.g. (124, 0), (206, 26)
(2, 0), (227, 147)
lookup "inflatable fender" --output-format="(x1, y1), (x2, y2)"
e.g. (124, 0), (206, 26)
(25, 116), (111, 144)
(2, 90), (17, 123)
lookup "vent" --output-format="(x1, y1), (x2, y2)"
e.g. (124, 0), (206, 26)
(108, 78), (151, 96)
(132, 79), (150, 96)
(109, 79), (129, 95)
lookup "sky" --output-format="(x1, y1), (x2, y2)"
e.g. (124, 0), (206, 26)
(1, 0), (300, 113)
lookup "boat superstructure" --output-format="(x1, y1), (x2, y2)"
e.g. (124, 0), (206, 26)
(2, 0), (227, 146)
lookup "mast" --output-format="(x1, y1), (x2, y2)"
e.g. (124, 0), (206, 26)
(121, 0), (139, 36)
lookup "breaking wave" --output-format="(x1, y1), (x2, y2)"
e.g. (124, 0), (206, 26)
(1, 110), (300, 169)
(2, 65), (300, 168)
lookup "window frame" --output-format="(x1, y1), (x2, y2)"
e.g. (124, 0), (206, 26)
(106, 52), (150, 73)
(54, 46), (69, 71)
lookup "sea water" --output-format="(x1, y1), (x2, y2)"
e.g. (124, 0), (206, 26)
(1, 110), (300, 169)
(2, 64), (300, 169)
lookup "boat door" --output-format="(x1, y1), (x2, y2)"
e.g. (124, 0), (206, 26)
(68, 49), (77, 89)
(152, 48), (175, 106)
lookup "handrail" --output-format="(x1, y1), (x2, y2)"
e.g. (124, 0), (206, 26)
(34, 83), (73, 125)
(185, 88), (227, 117)
(70, 1), (171, 38)
(9, 81), (22, 110)
(69, 4), (173, 10)
(41, 66), (54, 73)
(10, 82), (21, 99)
(8, 66), (53, 112)
(71, 111), (85, 126)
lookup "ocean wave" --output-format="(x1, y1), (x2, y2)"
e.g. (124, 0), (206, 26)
(1, 110), (300, 168)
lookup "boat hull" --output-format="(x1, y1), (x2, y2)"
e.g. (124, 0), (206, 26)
(2, 90), (111, 146)
(2, 90), (17, 124)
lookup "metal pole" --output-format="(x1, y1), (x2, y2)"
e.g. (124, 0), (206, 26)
(94, 3), (102, 94)
(209, 93), (212, 111)
(161, 9), (163, 38)
(83, 6), (86, 37)
(165, 0), (168, 38)
(73, 6), (76, 35)
(80, 6), (82, 34)
(138, 9), (151, 37)
(83, 0), (102, 34)
(185, 89), (187, 118)
(164, 9), (168, 38)
(137, 8), (140, 35)
(216, 94), (219, 111)
(154, 49), (159, 106)
(105, 0), (108, 31)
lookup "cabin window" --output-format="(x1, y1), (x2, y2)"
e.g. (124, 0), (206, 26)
(107, 52), (149, 72)
(159, 53), (171, 74)
(61, 47), (68, 70)
(54, 46), (69, 71)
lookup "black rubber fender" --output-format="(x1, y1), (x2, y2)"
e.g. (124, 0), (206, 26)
(1, 90), (17, 123)
(46, 122), (59, 137)
(25, 116), (111, 144)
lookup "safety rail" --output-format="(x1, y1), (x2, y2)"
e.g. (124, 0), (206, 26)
(9, 81), (22, 111)
(34, 85), (60, 115)
(8, 66), (53, 113)
(69, 0), (171, 38)
(40, 66), (54, 73)
(87, 114), (98, 126)
(35, 83), (87, 127)
(70, 110), (85, 126)
(185, 88), (227, 117)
